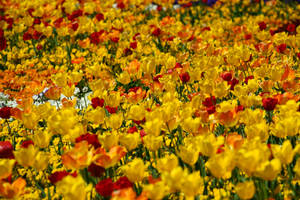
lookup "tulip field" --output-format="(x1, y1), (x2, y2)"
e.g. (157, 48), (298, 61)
(0, 0), (300, 199)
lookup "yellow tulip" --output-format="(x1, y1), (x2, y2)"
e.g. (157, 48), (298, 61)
(182, 117), (201, 135)
(107, 113), (124, 130)
(180, 172), (204, 198)
(255, 159), (282, 180)
(48, 108), (79, 135)
(162, 167), (188, 192)
(56, 176), (86, 200)
(51, 73), (68, 87)
(272, 140), (295, 165)
(127, 105), (145, 121)
(235, 181), (255, 200)
(105, 92), (122, 108)
(117, 71), (131, 85)
(236, 148), (266, 176)
(0, 159), (15, 179)
(214, 82), (230, 99)
(119, 132), (141, 151)
(33, 152), (49, 171)
(199, 134), (224, 157)
(272, 117), (300, 138)
(98, 131), (119, 150)
(177, 144), (199, 166)
(143, 134), (163, 151)
(156, 154), (178, 173)
(36, 102), (56, 120)
(206, 151), (235, 179)
(143, 119), (163, 136)
(22, 112), (39, 130)
(14, 145), (38, 167)
(239, 109), (264, 125)
(143, 181), (169, 200)
(70, 71), (83, 83)
(62, 85), (75, 98)
(121, 158), (147, 182)
(33, 129), (52, 148)
(294, 158), (300, 178)
(235, 138), (271, 175)
(245, 122), (269, 142)
(85, 107), (105, 125)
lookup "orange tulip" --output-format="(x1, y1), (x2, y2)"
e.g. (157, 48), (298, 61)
(61, 141), (93, 169)
(61, 98), (76, 108)
(124, 59), (140, 74)
(94, 146), (127, 168)
(44, 86), (62, 100)
(112, 188), (136, 200)
(217, 110), (238, 127)
(226, 133), (244, 150)
(0, 178), (26, 199)
(71, 57), (85, 64)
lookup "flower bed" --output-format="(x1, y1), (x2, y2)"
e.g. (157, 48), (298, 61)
(0, 0), (300, 199)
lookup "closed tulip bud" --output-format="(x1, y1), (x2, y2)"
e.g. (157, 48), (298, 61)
(0, 106), (12, 119)
(127, 105), (145, 121)
(33, 151), (49, 171)
(177, 145), (199, 166)
(179, 72), (190, 83)
(262, 97), (278, 111)
(107, 113), (123, 130)
(117, 71), (131, 85)
(235, 181), (255, 200)
(143, 134), (163, 151)
(156, 154), (178, 172)
(271, 140), (294, 165)
(21, 112), (39, 130)
(105, 92), (122, 108)
(0, 159), (15, 179)
(144, 119), (163, 136)
(33, 130), (52, 148)
(119, 132), (141, 151)
(98, 131), (119, 150)
(85, 107), (105, 125)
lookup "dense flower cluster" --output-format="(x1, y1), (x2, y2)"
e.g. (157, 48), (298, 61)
(0, 0), (300, 199)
